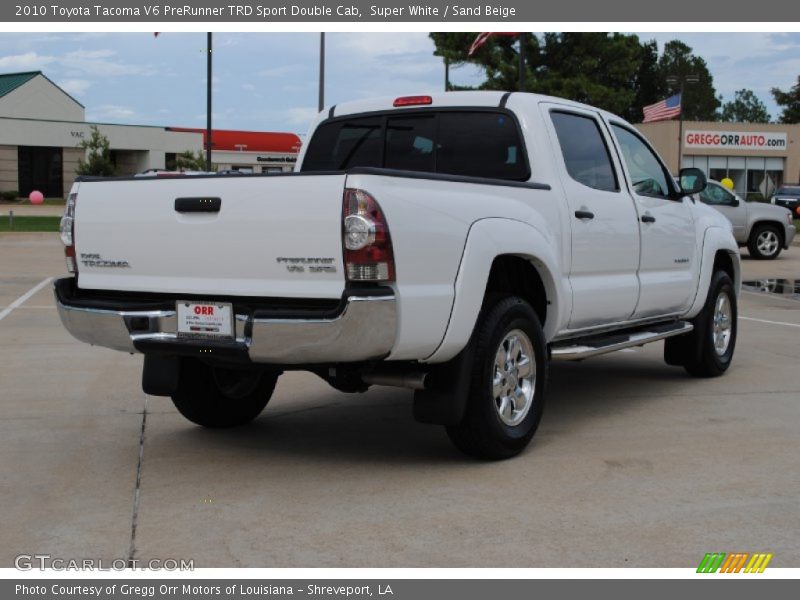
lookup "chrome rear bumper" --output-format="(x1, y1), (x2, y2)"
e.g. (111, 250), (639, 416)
(55, 281), (397, 364)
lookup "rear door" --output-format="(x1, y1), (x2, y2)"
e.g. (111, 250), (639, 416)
(608, 122), (698, 318)
(74, 174), (348, 298)
(543, 105), (640, 329)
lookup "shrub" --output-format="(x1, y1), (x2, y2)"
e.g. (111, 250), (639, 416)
(1, 190), (19, 201)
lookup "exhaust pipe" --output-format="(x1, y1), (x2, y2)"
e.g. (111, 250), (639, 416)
(361, 371), (428, 391)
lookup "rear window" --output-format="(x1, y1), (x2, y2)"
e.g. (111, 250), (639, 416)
(301, 110), (529, 181)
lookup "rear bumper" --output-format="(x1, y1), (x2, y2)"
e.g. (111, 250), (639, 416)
(54, 278), (397, 364)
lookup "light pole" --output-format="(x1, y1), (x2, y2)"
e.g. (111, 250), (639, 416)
(318, 33), (325, 112)
(666, 73), (699, 173)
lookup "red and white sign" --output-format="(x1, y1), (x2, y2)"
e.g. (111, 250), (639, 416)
(177, 302), (233, 338)
(684, 130), (787, 151)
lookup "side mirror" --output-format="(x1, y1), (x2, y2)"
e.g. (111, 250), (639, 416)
(730, 198), (740, 207)
(679, 167), (707, 195)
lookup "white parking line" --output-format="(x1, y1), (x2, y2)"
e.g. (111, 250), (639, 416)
(740, 316), (800, 329)
(0, 277), (53, 323)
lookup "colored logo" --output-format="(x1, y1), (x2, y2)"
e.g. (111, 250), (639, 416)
(697, 552), (773, 573)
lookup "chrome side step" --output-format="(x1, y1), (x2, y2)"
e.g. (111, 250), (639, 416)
(550, 321), (693, 361)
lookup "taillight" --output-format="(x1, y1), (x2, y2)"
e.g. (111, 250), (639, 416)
(342, 188), (395, 282)
(60, 192), (78, 274)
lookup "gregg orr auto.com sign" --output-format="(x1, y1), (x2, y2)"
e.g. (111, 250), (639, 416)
(685, 130), (788, 151)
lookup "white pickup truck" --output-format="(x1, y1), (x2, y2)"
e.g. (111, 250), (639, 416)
(56, 91), (741, 459)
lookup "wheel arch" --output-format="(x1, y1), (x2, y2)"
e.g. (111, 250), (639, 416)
(423, 218), (564, 364)
(684, 226), (741, 320)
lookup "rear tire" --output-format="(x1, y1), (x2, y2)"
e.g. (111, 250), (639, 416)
(446, 296), (547, 460)
(747, 224), (782, 260)
(171, 359), (279, 428)
(664, 270), (737, 377)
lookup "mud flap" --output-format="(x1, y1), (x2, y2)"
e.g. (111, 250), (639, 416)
(413, 340), (476, 426)
(142, 354), (180, 396)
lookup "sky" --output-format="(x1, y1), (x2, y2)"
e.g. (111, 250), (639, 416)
(0, 32), (798, 135)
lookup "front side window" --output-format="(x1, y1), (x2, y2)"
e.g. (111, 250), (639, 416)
(611, 124), (673, 198)
(301, 111), (528, 181)
(550, 111), (618, 192)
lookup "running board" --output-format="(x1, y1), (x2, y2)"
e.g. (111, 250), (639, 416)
(550, 321), (693, 361)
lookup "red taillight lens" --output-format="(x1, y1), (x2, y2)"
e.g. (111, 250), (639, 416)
(342, 189), (395, 282)
(393, 95), (432, 107)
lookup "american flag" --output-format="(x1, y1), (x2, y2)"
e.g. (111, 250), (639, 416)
(468, 32), (520, 57)
(642, 94), (681, 123)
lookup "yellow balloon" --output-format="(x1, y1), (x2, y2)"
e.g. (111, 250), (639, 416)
(721, 178), (734, 190)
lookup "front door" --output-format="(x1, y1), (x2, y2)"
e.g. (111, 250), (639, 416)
(608, 123), (698, 318)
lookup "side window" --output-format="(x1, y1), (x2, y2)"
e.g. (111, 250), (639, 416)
(700, 183), (734, 206)
(385, 115), (436, 173)
(437, 112), (528, 180)
(611, 124), (673, 198)
(550, 111), (618, 192)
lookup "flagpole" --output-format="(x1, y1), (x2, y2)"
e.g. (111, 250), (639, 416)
(444, 56), (450, 91)
(677, 81), (683, 174)
(206, 32), (212, 172)
(518, 33), (525, 91)
(318, 33), (325, 112)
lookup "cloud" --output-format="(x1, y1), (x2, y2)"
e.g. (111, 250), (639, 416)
(0, 51), (56, 70)
(88, 104), (136, 121)
(242, 83), (255, 91)
(280, 106), (320, 128)
(60, 48), (158, 77)
(58, 78), (92, 97)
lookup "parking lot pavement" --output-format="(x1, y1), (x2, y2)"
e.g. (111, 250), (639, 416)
(1, 233), (798, 568)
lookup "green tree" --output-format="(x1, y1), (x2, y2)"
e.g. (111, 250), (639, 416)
(76, 125), (115, 177)
(428, 33), (713, 123)
(657, 40), (720, 121)
(429, 32), (540, 91)
(629, 40), (668, 123)
(175, 150), (212, 171)
(771, 76), (800, 123)
(719, 89), (771, 123)
(537, 32), (644, 119)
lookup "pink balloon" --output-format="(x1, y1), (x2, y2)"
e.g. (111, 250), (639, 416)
(29, 191), (44, 205)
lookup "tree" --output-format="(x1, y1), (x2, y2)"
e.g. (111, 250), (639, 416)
(175, 150), (212, 171)
(719, 89), (770, 123)
(537, 33), (645, 119)
(772, 76), (800, 123)
(657, 40), (720, 121)
(76, 126), (115, 177)
(428, 33), (718, 123)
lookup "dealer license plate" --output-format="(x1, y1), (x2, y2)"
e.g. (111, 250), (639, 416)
(177, 301), (233, 339)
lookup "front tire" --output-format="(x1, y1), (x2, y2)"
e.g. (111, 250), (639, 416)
(446, 296), (547, 460)
(664, 270), (737, 377)
(748, 224), (782, 259)
(171, 359), (279, 428)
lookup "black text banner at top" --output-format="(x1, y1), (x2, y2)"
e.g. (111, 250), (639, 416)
(4, 0), (799, 22)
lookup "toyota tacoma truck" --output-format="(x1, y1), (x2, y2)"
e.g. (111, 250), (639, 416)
(55, 92), (741, 459)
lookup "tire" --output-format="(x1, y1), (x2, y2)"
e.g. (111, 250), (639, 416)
(171, 358), (279, 428)
(747, 224), (782, 260)
(446, 296), (547, 460)
(663, 270), (737, 377)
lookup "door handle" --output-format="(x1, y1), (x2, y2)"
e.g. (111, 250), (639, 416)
(641, 214), (656, 223)
(574, 210), (595, 220)
(175, 197), (221, 213)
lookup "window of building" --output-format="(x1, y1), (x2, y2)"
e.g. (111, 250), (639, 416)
(684, 155), (785, 201)
(17, 146), (63, 198)
(550, 111), (618, 192)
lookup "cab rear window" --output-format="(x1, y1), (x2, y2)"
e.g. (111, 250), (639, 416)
(301, 110), (529, 181)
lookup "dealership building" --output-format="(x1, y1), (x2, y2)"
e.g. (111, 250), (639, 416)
(637, 120), (800, 201)
(0, 71), (301, 198)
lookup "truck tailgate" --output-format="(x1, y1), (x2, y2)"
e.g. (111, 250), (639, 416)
(73, 174), (347, 298)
